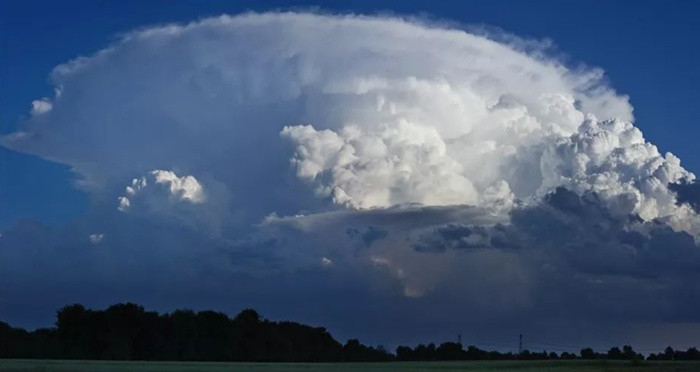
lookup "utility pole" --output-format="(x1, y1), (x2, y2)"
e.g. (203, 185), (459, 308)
(458, 334), (462, 346)
(518, 334), (523, 354)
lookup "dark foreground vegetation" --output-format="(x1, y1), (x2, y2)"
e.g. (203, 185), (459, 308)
(1, 303), (699, 362)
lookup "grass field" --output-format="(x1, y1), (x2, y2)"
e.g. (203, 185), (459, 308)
(2, 359), (700, 372)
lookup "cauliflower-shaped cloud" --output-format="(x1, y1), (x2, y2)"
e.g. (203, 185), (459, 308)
(540, 117), (696, 226)
(117, 170), (228, 235)
(119, 170), (206, 212)
(281, 122), (478, 208)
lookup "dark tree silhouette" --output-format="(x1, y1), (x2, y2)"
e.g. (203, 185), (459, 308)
(1, 303), (372, 362)
(2, 303), (699, 362)
(648, 346), (700, 361)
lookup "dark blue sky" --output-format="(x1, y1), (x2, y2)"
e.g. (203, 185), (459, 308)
(2, 0), (699, 230)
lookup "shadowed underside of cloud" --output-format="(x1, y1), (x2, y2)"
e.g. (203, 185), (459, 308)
(2, 12), (700, 348)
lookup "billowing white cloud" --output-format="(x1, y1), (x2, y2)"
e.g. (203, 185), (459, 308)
(117, 170), (228, 234)
(119, 169), (206, 210)
(0, 12), (639, 222)
(30, 98), (52, 115)
(539, 117), (697, 229)
(281, 122), (478, 208)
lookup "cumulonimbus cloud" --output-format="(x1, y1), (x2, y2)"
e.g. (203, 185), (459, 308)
(2, 12), (700, 344)
(0, 13), (635, 209)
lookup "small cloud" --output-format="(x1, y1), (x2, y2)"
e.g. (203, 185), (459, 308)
(30, 98), (53, 115)
(320, 257), (333, 268)
(88, 234), (104, 244)
(117, 196), (131, 212)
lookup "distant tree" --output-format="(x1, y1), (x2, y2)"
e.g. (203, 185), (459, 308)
(580, 347), (597, 359)
(396, 345), (413, 361)
(0, 321), (34, 358)
(341, 339), (391, 361)
(667, 347), (700, 361)
(464, 345), (488, 360)
(607, 346), (622, 359)
(684, 347), (700, 360)
(233, 309), (260, 325)
(664, 346), (676, 360)
(426, 343), (437, 360)
(436, 342), (464, 360)
(621, 345), (642, 360)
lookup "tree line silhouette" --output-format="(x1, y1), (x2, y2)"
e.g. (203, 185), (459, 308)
(1, 303), (699, 362)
